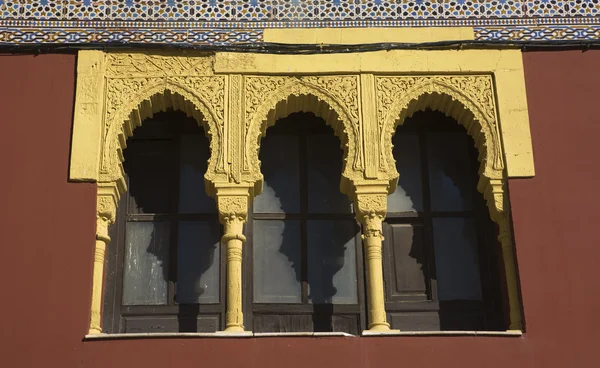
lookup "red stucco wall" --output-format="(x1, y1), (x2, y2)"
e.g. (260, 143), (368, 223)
(0, 51), (599, 367)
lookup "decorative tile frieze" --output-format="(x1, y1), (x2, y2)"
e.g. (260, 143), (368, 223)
(0, 1), (598, 45)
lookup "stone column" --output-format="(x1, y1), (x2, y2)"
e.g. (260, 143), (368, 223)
(353, 183), (396, 332)
(89, 187), (118, 335)
(216, 185), (251, 333)
(485, 179), (523, 331)
(498, 217), (523, 331)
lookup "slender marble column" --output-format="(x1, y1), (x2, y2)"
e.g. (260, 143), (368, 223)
(89, 190), (118, 335)
(498, 218), (523, 331)
(216, 185), (251, 333)
(353, 184), (396, 332)
(89, 217), (110, 334)
(485, 179), (523, 331)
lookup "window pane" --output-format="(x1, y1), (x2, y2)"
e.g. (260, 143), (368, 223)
(307, 220), (358, 304)
(432, 218), (482, 301)
(306, 134), (352, 214)
(386, 223), (427, 294)
(255, 135), (300, 214)
(176, 221), (220, 304)
(388, 133), (423, 212)
(253, 220), (302, 303)
(179, 134), (217, 214)
(122, 221), (170, 305)
(427, 133), (474, 211)
(125, 140), (172, 214)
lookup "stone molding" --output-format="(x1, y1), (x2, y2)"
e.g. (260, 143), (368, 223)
(71, 50), (533, 334)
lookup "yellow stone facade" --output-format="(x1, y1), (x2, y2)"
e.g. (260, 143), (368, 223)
(71, 49), (534, 335)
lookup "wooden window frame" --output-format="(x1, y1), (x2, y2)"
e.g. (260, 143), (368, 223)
(243, 113), (367, 334)
(383, 111), (505, 331)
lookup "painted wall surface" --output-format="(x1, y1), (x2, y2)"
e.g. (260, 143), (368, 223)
(0, 51), (599, 367)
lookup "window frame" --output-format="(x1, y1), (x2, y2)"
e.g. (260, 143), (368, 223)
(382, 111), (506, 331)
(243, 113), (368, 334)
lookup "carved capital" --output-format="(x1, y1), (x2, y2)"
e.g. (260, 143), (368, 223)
(353, 182), (389, 241)
(355, 193), (387, 219)
(215, 184), (252, 243)
(478, 177), (506, 223)
(217, 195), (249, 224)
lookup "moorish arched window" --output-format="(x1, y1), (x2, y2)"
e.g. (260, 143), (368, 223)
(382, 110), (505, 331)
(247, 112), (365, 334)
(102, 110), (224, 333)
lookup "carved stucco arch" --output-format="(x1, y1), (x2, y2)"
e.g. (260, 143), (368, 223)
(376, 75), (522, 330)
(244, 77), (362, 197)
(377, 76), (505, 220)
(100, 80), (225, 198)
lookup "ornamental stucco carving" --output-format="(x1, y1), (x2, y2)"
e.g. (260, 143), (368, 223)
(100, 53), (226, 192)
(375, 75), (506, 221)
(244, 75), (363, 195)
(71, 50), (530, 334)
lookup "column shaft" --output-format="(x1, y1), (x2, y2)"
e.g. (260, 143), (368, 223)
(353, 186), (396, 333)
(215, 185), (251, 333)
(89, 217), (111, 334)
(222, 219), (245, 332)
(499, 219), (523, 331)
(362, 217), (390, 331)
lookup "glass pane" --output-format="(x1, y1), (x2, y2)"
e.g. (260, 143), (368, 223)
(125, 140), (172, 214)
(176, 221), (220, 304)
(253, 220), (302, 303)
(179, 134), (217, 214)
(122, 221), (170, 305)
(306, 134), (352, 214)
(388, 133), (423, 212)
(307, 220), (358, 304)
(387, 224), (427, 294)
(432, 218), (482, 301)
(254, 135), (300, 214)
(427, 133), (474, 211)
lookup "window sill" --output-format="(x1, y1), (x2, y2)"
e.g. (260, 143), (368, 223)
(85, 330), (521, 341)
(362, 330), (523, 337)
(84, 331), (352, 340)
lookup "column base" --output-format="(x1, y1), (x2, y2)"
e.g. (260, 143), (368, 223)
(220, 325), (248, 333)
(88, 327), (102, 335)
(362, 329), (401, 336)
(216, 329), (253, 336)
(367, 322), (391, 331)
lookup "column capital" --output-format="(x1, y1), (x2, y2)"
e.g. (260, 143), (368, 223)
(215, 183), (252, 225)
(352, 182), (389, 241)
(352, 181), (389, 216)
(97, 182), (120, 223)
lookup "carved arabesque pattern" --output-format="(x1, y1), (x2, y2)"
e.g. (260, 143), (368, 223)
(106, 53), (214, 77)
(376, 75), (505, 219)
(244, 75), (363, 194)
(101, 76), (226, 191)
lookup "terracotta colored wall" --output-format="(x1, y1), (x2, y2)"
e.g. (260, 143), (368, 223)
(0, 51), (599, 368)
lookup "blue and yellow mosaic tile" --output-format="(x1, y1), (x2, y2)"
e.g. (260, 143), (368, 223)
(0, 1), (599, 45)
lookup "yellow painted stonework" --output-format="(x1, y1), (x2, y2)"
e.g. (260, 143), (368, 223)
(263, 27), (474, 44)
(71, 48), (534, 335)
